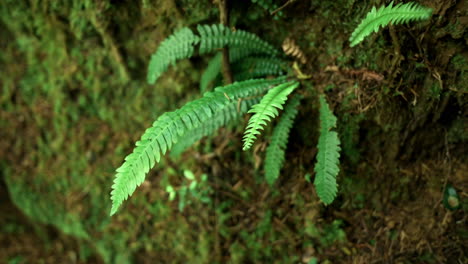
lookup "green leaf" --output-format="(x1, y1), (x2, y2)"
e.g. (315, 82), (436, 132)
(147, 27), (200, 84)
(148, 24), (279, 86)
(184, 170), (195, 180)
(314, 95), (341, 205)
(243, 81), (300, 151)
(170, 96), (261, 157)
(264, 94), (302, 185)
(349, 1), (432, 47)
(232, 57), (286, 82)
(197, 24), (278, 55)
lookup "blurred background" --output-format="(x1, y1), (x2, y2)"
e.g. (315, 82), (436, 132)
(0, 0), (466, 263)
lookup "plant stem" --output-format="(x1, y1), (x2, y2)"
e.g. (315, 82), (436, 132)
(218, 0), (233, 84)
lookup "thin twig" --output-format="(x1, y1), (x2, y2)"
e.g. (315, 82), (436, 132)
(271, 0), (294, 16)
(218, 0), (233, 84)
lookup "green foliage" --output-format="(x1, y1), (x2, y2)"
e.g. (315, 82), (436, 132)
(242, 81), (300, 150)
(250, 0), (284, 18)
(165, 170), (213, 212)
(264, 94), (301, 185)
(114, 21), (346, 216)
(349, 1), (432, 47)
(113, 22), (293, 216)
(314, 95), (341, 205)
(5, 174), (89, 239)
(200, 51), (285, 92)
(200, 52), (223, 92)
(239, 210), (274, 260)
(305, 219), (347, 247)
(147, 28), (200, 84)
(3, 0), (462, 261)
(197, 24), (278, 55)
(232, 57), (286, 81)
(148, 24), (279, 85)
(171, 96), (261, 157)
(110, 77), (287, 215)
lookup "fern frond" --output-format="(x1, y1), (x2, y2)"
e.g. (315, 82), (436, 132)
(110, 77), (287, 215)
(229, 47), (262, 62)
(264, 94), (301, 185)
(200, 52), (223, 93)
(147, 27), (200, 84)
(314, 95), (341, 205)
(171, 97), (261, 157)
(197, 24), (278, 55)
(233, 57), (286, 81)
(148, 24), (279, 86)
(349, 1), (432, 47)
(200, 48), (283, 92)
(242, 81), (299, 151)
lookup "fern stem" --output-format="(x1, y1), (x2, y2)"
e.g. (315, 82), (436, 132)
(218, 0), (233, 84)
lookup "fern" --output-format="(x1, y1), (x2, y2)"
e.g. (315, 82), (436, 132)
(349, 1), (432, 47)
(147, 27), (200, 84)
(314, 95), (341, 205)
(171, 97), (261, 157)
(200, 53), (223, 93)
(243, 81), (299, 151)
(201, 55), (286, 92)
(197, 24), (278, 55)
(148, 24), (279, 85)
(232, 57), (286, 81)
(264, 94), (301, 185)
(110, 77), (287, 215)
(200, 46), (280, 92)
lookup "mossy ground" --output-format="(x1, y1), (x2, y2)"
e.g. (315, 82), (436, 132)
(0, 0), (466, 263)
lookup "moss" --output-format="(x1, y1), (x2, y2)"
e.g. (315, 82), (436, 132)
(450, 54), (468, 93)
(447, 118), (468, 144)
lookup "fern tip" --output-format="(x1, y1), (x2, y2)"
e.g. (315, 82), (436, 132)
(110, 204), (119, 216)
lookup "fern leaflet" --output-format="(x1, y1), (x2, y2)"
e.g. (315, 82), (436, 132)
(314, 95), (341, 205)
(197, 24), (278, 56)
(147, 27), (200, 84)
(264, 94), (301, 185)
(201, 55), (286, 92)
(349, 1), (432, 47)
(243, 81), (299, 151)
(148, 24), (279, 85)
(200, 46), (280, 92)
(200, 53), (223, 93)
(110, 77), (287, 215)
(171, 97), (261, 157)
(233, 57), (286, 81)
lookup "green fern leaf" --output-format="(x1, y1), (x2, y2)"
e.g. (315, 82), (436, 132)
(200, 53), (223, 93)
(197, 24), (278, 55)
(314, 95), (341, 205)
(110, 77), (287, 215)
(147, 27), (200, 84)
(264, 94), (301, 185)
(200, 47), (275, 93)
(349, 1), (432, 47)
(243, 81), (299, 151)
(171, 96), (261, 157)
(233, 57), (286, 81)
(201, 54), (286, 92)
(148, 24), (279, 86)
